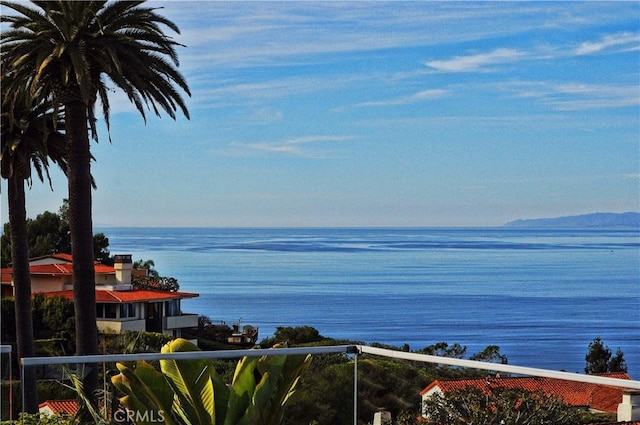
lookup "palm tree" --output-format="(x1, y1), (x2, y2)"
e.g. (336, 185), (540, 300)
(133, 258), (159, 277)
(1, 0), (190, 401)
(1, 73), (67, 413)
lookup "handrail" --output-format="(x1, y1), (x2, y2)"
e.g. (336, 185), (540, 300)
(360, 345), (640, 390)
(21, 344), (358, 366)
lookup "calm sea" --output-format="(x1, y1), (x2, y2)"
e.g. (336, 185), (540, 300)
(99, 227), (640, 378)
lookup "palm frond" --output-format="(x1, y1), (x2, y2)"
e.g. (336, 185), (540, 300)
(2, 0), (190, 149)
(1, 71), (66, 188)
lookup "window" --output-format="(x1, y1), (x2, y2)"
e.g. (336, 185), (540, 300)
(96, 303), (118, 319)
(120, 303), (136, 318)
(104, 304), (117, 319)
(165, 299), (180, 317)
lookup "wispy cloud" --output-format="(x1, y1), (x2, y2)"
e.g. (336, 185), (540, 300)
(425, 48), (526, 72)
(499, 81), (640, 111)
(356, 89), (450, 107)
(244, 107), (283, 125)
(189, 73), (374, 111)
(228, 135), (356, 157)
(575, 32), (640, 55)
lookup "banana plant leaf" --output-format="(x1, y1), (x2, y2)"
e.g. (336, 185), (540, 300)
(160, 338), (217, 425)
(234, 348), (312, 425)
(224, 355), (259, 425)
(111, 361), (177, 425)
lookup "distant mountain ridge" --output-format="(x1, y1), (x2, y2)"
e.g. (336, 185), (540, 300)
(503, 212), (640, 228)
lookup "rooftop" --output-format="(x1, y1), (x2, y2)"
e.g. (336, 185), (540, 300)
(38, 399), (78, 415)
(421, 373), (633, 413)
(44, 288), (198, 303)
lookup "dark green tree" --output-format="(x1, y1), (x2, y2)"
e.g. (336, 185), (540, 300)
(470, 345), (508, 365)
(585, 337), (627, 374)
(1, 1), (190, 403)
(418, 342), (467, 359)
(1, 210), (69, 265)
(26, 210), (70, 257)
(275, 326), (325, 345)
(1, 200), (110, 266)
(93, 232), (111, 265)
(260, 326), (327, 347)
(608, 348), (628, 373)
(29, 294), (76, 350)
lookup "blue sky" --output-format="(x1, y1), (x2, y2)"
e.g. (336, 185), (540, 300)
(4, 1), (640, 227)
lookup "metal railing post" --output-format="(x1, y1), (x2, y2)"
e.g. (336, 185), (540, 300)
(348, 345), (359, 425)
(20, 359), (25, 416)
(354, 350), (358, 425)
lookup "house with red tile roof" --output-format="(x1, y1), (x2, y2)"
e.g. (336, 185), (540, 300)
(420, 374), (640, 423)
(38, 399), (78, 416)
(1, 254), (199, 338)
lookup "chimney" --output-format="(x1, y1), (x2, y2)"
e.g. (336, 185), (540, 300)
(114, 255), (133, 285)
(618, 390), (640, 422)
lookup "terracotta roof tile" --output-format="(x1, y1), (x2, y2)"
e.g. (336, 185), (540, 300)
(43, 289), (198, 303)
(3, 258), (116, 278)
(30, 253), (74, 262)
(38, 399), (78, 415)
(29, 263), (73, 275)
(421, 373), (632, 413)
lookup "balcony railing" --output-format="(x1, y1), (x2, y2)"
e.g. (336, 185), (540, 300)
(15, 345), (640, 423)
(96, 318), (147, 333)
(164, 313), (198, 330)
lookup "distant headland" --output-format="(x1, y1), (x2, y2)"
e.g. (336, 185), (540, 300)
(503, 212), (640, 228)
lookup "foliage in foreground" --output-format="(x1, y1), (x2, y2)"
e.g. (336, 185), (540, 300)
(2, 412), (74, 425)
(111, 338), (311, 425)
(421, 386), (583, 425)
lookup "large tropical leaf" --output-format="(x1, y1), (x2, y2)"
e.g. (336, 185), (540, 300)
(245, 352), (312, 425)
(112, 361), (177, 425)
(231, 346), (312, 425)
(160, 338), (216, 425)
(211, 361), (231, 425)
(224, 355), (259, 425)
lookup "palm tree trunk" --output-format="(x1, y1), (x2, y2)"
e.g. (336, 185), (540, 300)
(65, 99), (99, 401)
(8, 176), (38, 413)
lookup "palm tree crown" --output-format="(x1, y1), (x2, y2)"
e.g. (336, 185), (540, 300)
(1, 0), (190, 137)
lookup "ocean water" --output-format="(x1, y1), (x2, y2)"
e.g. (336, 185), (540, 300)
(99, 227), (640, 378)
